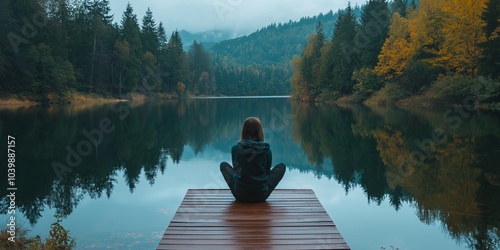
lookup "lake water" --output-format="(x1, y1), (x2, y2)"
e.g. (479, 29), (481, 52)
(1, 97), (500, 250)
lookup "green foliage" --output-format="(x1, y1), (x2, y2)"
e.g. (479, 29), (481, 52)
(141, 8), (159, 55)
(211, 11), (342, 66)
(0, 215), (75, 250)
(353, 67), (384, 95)
(479, 0), (500, 78)
(430, 75), (500, 102)
(292, 4), (366, 101)
(359, 0), (391, 68)
(291, 0), (500, 104)
(30, 215), (75, 250)
(188, 41), (215, 95)
(326, 4), (360, 94)
(211, 10), (360, 96)
(214, 61), (291, 96)
(26, 44), (76, 95)
(163, 31), (189, 93)
(0, 49), (6, 77)
(301, 23), (326, 99)
(399, 60), (437, 94)
(366, 82), (409, 105)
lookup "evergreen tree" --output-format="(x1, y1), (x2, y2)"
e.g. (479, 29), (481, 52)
(89, 0), (114, 25)
(89, 0), (116, 91)
(300, 22), (325, 99)
(42, 0), (71, 60)
(391, 0), (409, 17)
(359, 0), (391, 68)
(117, 3), (142, 93)
(156, 21), (168, 85)
(188, 41), (214, 95)
(1, 0), (44, 92)
(141, 8), (159, 56)
(0, 0), (13, 79)
(121, 3), (142, 55)
(60, 1), (83, 88)
(157, 22), (168, 50)
(314, 21), (326, 52)
(163, 31), (188, 93)
(329, 4), (360, 94)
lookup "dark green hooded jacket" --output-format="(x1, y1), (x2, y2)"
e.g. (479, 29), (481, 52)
(231, 140), (272, 201)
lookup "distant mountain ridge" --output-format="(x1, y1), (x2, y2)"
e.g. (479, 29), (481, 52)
(208, 8), (361, 67)
(179, 29), (235, 49)
(178, 7), (362, 96)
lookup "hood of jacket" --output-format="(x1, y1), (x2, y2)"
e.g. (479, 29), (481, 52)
(237, 140), (270, 156)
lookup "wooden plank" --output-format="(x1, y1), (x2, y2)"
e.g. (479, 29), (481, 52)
(157, 189), (350, 250)
(158, 244), (350, 250)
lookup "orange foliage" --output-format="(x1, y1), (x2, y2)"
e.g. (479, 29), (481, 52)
(375, 13), (416, 79)
(376, 0), (488, 77)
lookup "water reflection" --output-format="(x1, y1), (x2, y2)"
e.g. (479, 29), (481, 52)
(0, 98), (499, 249)
(290, 102), (500, 249)
(0, 98), (298, 225)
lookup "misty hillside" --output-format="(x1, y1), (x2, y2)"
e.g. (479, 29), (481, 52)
(179, 29), (235, 50)
(209, 8), (361, 67)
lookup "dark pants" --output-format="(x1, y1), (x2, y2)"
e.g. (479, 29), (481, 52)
(220, 162), (286, 202)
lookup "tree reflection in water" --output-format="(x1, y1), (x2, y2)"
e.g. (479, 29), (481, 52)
(291, 102), (500, 250)
(0, 98), (499, 249)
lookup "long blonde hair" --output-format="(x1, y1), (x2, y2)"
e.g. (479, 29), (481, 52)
(240, 117), (264, 141)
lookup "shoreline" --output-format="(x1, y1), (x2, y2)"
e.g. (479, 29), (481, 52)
(0, 97), (39, 107)
(2, 92), (498, 111)
(329, 94), (500, 111)
(0, 94), (127, 108)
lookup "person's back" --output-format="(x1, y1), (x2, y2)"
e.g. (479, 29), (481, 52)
(220, 117), (286, 202)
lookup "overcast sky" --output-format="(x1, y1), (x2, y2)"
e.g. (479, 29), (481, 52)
(109, 0), (368, 36)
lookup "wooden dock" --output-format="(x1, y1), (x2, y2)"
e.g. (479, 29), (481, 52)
(157, 189), (350, 250)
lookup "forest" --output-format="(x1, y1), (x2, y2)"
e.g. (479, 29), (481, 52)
(2, 0), (499, 104)
(0, 0), (291, 103)
(291, 0), (500, 105)
(209, 10), (361, 97)
(290, 102), (500, 249)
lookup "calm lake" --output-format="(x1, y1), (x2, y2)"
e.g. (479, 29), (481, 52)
(1, 97), (500, 249)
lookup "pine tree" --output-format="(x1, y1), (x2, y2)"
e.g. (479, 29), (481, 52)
(480, 0), (500, 78)
(163, 31), (188, 93)
(157, 21), (168, 84)
(141, 8), (159, 56)
(359, 0), (391, 68)
(188, 41), (214, 95)
(329, 4), (360, 94)
(89, 0), (116, 91)
(89, 0), (114, 25)
(299, 22), (325, 99)
(391, 0), (408, 17)
(157, 22), (168, 49)
(314, 22), (326, 53)
(117, 3), (142, 94)
(2, 0), (45, 92)
(121, 3), (143, 55)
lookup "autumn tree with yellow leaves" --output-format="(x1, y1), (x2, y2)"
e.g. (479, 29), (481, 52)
(376, 0), (488, 77)
(374, 12), (416, 79)
(292, 0), (499, 103)
(437, 0), (488, 75)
